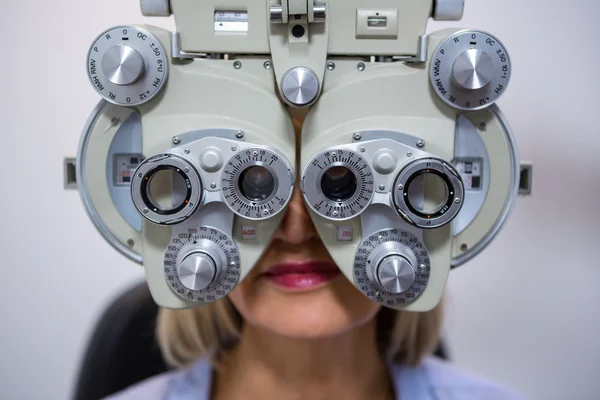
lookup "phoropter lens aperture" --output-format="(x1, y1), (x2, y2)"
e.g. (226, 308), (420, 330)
(238, 166), (275, 202)
(320, 166), (358, 202)
(393, 158), (464, 229)
(142, 165), (191, 215)
(131, 154), (202, 225)
(405, 170), (450, 217)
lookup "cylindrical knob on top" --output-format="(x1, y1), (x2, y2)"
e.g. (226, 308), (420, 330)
(313, 2), (327, 22)
(140, 0), (171, 16)
(452, 48), (494, 91)
(178, 252), (217, 291)
(101, 45), (145, 86)
(376, 255), (415, 294)
(270, 4), (284, 23)
(281, 67), (320, 107)
(433, 0), (464, 20)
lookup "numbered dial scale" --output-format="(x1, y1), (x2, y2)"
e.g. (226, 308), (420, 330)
(164, 227), (241, 303)
(354, 229), (430, 307)
(221, 147), (294, 220)
(302, 148), (375, 221)
(87, 26), (168, 106)
(430, 30), (511, 111)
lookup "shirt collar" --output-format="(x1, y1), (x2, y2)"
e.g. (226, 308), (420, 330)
(165, 357), (433, 400)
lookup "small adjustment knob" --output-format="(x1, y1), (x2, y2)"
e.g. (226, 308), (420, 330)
(452, 48), (494, 91)
(199, 147), (224, 173)
(140, 0), (171, 16)
(376, 255), (415, 294)
(102, 45), (145, 86)
(177, 252), (217, 291)
(433, 0), (464, 21)
(372, 149), (398, 175)
(281, 67), (320, 107)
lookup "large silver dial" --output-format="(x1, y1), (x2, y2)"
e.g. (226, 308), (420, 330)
(354, 229), (430, 307)
(87, 25), (168, 106)
(221, 147), (294, 220)
(164, 226), (241, 303)
(430, 30), (511, 111)
(302, 148), (374, 220)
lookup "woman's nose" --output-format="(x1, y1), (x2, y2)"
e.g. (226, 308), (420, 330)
(274, 183), (318, 245)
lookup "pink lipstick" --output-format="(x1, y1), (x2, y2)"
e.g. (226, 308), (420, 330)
(263, 261), (341, 291)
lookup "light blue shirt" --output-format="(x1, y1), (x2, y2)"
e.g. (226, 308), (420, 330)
(105, 356), (526, 400)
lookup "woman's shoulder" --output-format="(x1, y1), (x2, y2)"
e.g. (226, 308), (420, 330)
(392, 356), (527, 400)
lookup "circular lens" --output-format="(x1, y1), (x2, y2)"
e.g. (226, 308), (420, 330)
(406, 171), (450, 215)
(238, 166), (275, 202)
(320, 166), (358, 202)
(132, 154), (202, 225)
(144, 166), (190, 214)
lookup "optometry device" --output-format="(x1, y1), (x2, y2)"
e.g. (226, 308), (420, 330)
(65, 0), (532, 311)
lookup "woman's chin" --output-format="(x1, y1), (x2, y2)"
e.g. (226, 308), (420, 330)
(229, 278), (381, 339)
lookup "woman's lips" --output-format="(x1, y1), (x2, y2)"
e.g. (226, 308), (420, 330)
(263, 261), (341, 291)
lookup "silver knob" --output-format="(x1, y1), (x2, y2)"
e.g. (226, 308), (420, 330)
(433, 0), (464, 21)
(177, 252), (216, 291)
(140, 0), (171, 16)
(376, 255), (415, 294)
(313, 2), (327, 22)
(101, 45), (145, 86)
(281, 67), (320, 107)
(270, 4), (284, 23)
(452, 48), (494, 91)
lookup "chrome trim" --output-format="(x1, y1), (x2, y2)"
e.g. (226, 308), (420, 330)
(171, 32), (208, 60)
(76, 100), (143, 265)
(392, 35), (428, 63)
(451, 104), (520, 268)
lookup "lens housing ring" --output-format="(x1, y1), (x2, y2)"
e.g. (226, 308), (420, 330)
(302, 148), (374, 221)
(221, 147), (294, 220)
(393, 158), (464, 228)
(131, 153), (203, 225)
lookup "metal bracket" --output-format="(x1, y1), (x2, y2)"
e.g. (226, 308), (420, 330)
(270, 0), (326, 24)
(171, 32), (209, 60)
(519, 161), (533, 196)
(64, 157), (77, 190)
(392, 35), (428, 63)
(172, 129), (246, 147)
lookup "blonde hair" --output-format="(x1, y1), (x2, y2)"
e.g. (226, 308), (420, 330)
(156, 297), (444, 369)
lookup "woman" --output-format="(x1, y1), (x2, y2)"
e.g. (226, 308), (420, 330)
(107, 118), (525, 400)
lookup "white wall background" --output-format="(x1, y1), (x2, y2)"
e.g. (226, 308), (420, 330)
(0, 1), (598, 399)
